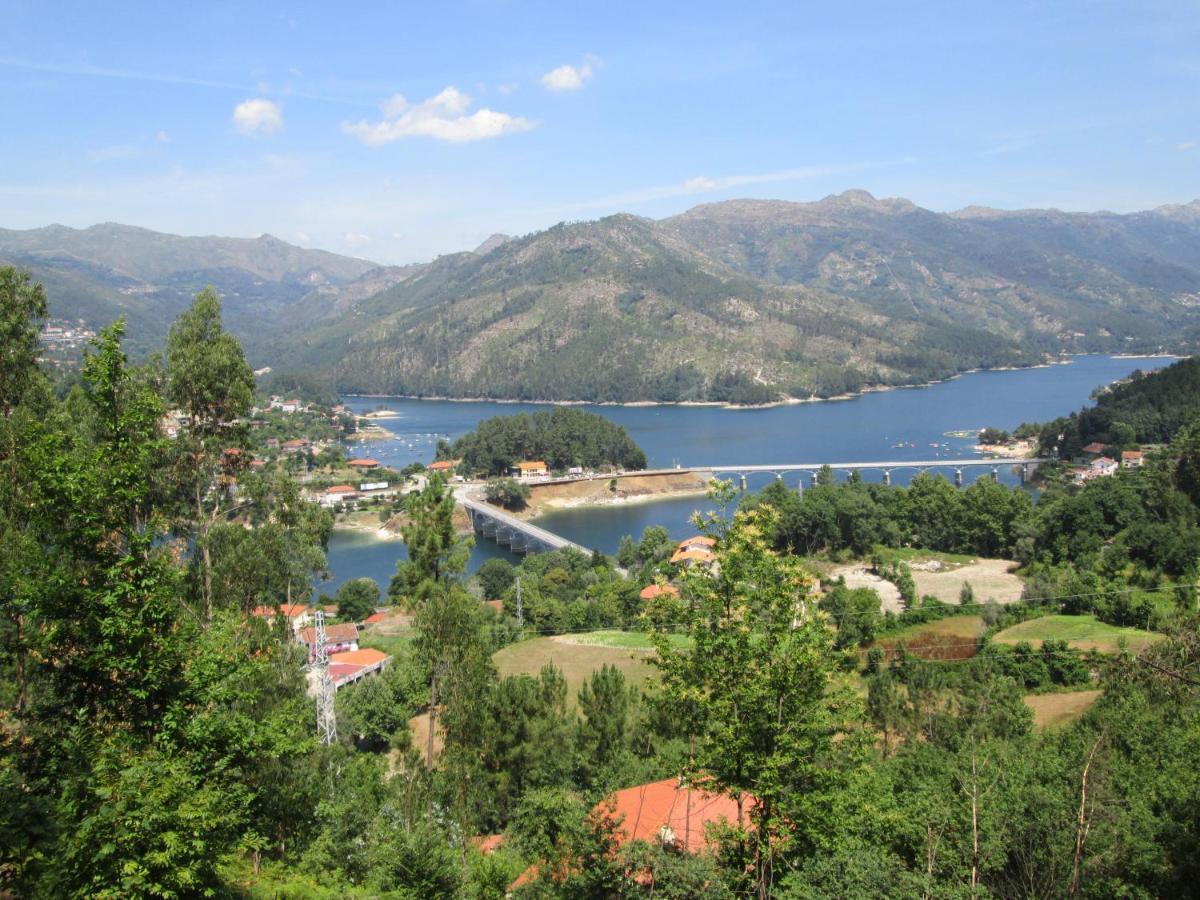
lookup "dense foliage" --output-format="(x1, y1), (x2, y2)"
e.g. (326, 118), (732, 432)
(440, 407), (647, 476)
(1033, 355), (1200, 455)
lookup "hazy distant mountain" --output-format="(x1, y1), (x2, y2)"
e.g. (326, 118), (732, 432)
(275, 191), (1200, 402)
(473, 233), (513, 255)
(0, 223), (415, 356)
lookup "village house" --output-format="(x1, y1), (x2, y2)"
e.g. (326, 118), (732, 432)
(1091, 456), (1119, 477)
(347, 457), (381, 471)
(295, 622), (359, 660)
(639, 583), (680, 601)
(328, 648), (390, 689)
(280, 438), (310, 454)
(1121, 449), (1145, 469)
(428, 459), (460, 475)
(511, 460), (549, 479)
(1080, 441), (1107, 457)
(250, 602), (312, 635)
(670, 535), (717, 566)
(509, 777), (753, 892)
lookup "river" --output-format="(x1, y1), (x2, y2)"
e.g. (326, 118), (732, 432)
(318, 355), (1175, 597)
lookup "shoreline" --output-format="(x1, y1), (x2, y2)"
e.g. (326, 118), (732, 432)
(339, 354), (1169, 411)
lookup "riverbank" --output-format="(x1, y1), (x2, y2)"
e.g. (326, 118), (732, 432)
(493, 471), (712, 521)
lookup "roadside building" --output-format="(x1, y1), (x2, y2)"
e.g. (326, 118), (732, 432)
(280, 438), (310, 454)
(1080, 441), (1107, 458)
(1091, 456), (1119, 477)
(347, 457), (381, 470)
(428, 459), (460, 475)
(511, 460), (549, 479)
(322, 484), (359, 507)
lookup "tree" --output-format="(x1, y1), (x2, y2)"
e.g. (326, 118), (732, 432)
(476, 557), (516, 601)
(576, 664), (633, 783)
(485, 476), (531, 510)
(165, 288), (255, 623)
(336, 577), (380, 622)
(390, 473), (471, 604)
(653, 504), (859, 899)
(0, 268), (47, 415)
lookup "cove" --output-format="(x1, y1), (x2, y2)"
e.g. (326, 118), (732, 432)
(320, 355), (1175, 596)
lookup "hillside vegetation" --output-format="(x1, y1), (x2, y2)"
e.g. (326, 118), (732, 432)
(277, 191), (1200, 402)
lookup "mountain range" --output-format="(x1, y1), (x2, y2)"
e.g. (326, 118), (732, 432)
(6, 191), (1200, 402)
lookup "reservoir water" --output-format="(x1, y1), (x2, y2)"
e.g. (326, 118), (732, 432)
(320, 355), (1175, 596)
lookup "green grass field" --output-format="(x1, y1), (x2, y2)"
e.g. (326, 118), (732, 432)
(993, 615), (1162, 653)
(1025, 689), (1102, 730)
(563, 630), (692, 650)
(493, 635), (663, 706)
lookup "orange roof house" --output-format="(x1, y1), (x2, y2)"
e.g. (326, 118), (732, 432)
(640, 583), (680, 601)
(670, 548), (715, 566)
(325, 484), (357, 495)
(677, 535), (716, 552)
(347, 458), (380, 469)
(511, 460), (549, 478)
(1081, 442), (1106, 456)
(296, 622), (360, 647)
(428, 459), (459, 472)
(251, 602), (310, 621)
(598, 777), (753, 853)
(330, 648), (389, 668)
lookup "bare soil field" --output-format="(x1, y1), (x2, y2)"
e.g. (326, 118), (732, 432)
(522, 471), (710, 517)
(912, 558), (1024, 604)
(1025, 690), (1102, 730)
(493, 635), (660, 706)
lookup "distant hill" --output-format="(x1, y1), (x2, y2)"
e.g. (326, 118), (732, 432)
(0, 223), (418, 357)
(274, 191), (1200, 402)
(9, 191), (1200, 401)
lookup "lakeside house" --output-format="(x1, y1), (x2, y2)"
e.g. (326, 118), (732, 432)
(670, 535), (717, 566)
(347, 457), (381, 470)
(511, 460), (549, 479)
(1121, 450), (1145, 468)
(280, 438), (310, 454)
(328, 648), (390, 688)
(428, 459), (460, 474)
(1081, 441), (1107, 457)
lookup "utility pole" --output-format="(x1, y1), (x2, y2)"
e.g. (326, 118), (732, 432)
(515, 578), (524, 628)
(314, 609), (337, 745)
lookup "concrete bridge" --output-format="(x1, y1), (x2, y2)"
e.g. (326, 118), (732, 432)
(699, 458), (1052, 490)
(457, 492), (595, 557)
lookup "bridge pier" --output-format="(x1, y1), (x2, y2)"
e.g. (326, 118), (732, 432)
(739, 474), (748, 492)
(811, 472), (819, 488)
(955, 468), (963, 487)
(795, 475), (803, 495)
(991, 466), (999, 483)
(1020, 463), (1029, 484)
(883, 469), (891, 486)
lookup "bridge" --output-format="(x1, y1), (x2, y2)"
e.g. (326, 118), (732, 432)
(457, 491), (595, 557)
(699, 458), (1053, 490)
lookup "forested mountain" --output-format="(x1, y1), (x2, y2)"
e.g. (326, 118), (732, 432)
(274, 192), (1200, 403)
(11, 192), (1200, 401)
(0, 222), (420, 356)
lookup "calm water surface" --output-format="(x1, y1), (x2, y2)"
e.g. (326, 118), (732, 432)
(321, 356), (1175, 594)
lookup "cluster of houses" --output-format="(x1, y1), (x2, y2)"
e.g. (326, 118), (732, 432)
(1070, 442), (1145, 484)
(251, 603), (392, 690)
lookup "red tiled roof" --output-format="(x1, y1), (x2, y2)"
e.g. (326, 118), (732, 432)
(1082, 442), (1106, 454)
(515, 460), (547, 470)
(670, 548), (715, 565)
(428, 459), (458, 470)
(326, 484), (356, 494)
(1122, 450), (1143, 459)
(597, 777), (752, 853)
(363, 611), (388, 624)
(330, 648), (389, 667)
(640, 583), (680, 601)
(328, 663), (362, 682)
(677, 535), (716, 549)
(347, 458), (380, 467)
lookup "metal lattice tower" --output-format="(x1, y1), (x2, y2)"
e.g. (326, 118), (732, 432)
(515, 578), (523, 628)
(314, 610), (337, 745)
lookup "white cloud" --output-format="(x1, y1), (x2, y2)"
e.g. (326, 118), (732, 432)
(496, 83), (518, 95)
(541, 60), (594, 91)
(1179, 140), (1197, 151)
(342, 87), (534, 145)
(343, 231), (371, 249)
(232, 98), (283, 135)
(156, 130), (171, 143)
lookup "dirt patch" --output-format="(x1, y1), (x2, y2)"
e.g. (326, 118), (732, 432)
(828, 565), (904, 614)
(1025, 690), (1101, 730)
(874, 616), (986, 661)
(524, 471), (710, 516)
(912, 558), (1023, 605)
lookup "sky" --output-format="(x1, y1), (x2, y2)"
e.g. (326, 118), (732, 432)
(2, 0), (1199, 264)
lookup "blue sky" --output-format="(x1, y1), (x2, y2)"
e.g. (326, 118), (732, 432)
(2, 0), (1198, 263)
